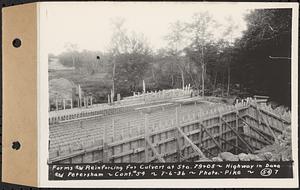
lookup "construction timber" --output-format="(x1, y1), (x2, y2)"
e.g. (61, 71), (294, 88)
(48, 90), (291, 164)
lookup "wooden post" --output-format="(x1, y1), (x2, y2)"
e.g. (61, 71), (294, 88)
(111, 89), (114, 103)
(103, 124), (109, 163)
(63, 99), (66, 110)
(117, 93), (121, 102)
(55, 99), (58, 111)
(112, 119), (115, 141)
(175, 107), (181, 162)
(143, 80), (146, 93)
(103, 143), (109, 163)
(218, 115), (222, 149)
(144, 113), (149, 162)
(78, 85), (82, 108)
(199, 123), (203, 151)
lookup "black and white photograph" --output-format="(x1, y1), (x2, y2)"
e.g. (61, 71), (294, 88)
(44, 2), (297, 183)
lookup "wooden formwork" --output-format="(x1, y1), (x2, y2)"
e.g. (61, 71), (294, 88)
(48, 100), (291, 164)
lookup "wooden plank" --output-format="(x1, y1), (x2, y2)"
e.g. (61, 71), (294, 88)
(102, 143), (109, 162)
(237, 115), (273, 145)
(254, 95), (269, 99)
(256, 107), (279, 144)
(176, 126), (206, 159)
(218, 136), (245, 152)
(246, 114), (282, 134)
(145, 137), (165, 162)
(110, 147), (144, 159)
(220, 117), (254, 153)
(235, 111), (239, 154)
(200, 123), (224, 152)
(250, 103), (290, 124)
(175, 107), (182, 162)
(198, 144), (217, 157)
(57, 113), (104, 124)
(242, 133), (270, 147)
(144, 113), (149, 162)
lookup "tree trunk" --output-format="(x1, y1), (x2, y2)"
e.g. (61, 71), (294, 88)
(213, 71), (218, 91)
(171, 62), (174, 88)
(72, 54), (75, 73)
(112, 61), (116, 100)
(201, 44), (205, 96)
(222, 71), (225, 96)
(181, 69), (185, 89)
(151, 67), (156, 83)
(227, 64), (230, 96)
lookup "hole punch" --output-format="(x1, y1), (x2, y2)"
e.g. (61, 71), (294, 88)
(12, 38), (22, 48)
(12, 141), (21, 150)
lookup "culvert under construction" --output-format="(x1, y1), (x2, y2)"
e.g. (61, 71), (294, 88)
(48, 89), (291, 164)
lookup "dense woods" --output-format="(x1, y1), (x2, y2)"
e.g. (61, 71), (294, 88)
(51, 9), (292, 106)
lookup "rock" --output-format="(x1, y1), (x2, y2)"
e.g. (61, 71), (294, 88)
(196, 157), (212, 162)
(248, 153), (263, 161)
(238, 153), (250, 161)
(219, 152), (239, 161)
(212, 157), (223, 162)
(263, 152), (273, 160)
(270, 154), (281, 161)
(256, 153), (267, 161)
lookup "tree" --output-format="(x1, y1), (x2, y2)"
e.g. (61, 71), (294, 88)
(108, 18), (129, 99)
(64, 43), (79, 69)
(231, 9), (292, 106)
(165, 21), (188, 89)
(221, 16), (239, 96)
(108, 18), (152, 97)
(186, 12), (218, 96)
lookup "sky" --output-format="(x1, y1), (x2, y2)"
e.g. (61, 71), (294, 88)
(43, 2), (252, 55)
